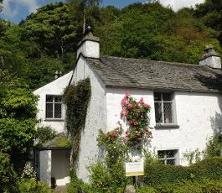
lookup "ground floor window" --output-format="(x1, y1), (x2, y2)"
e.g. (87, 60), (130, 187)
(157, 149), (178, 165)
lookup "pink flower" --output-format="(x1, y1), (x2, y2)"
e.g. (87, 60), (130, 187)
(122, 109), (128, 116)
(121, 97), (129, 107)
(139, 98), (144, 104)
(127, 103), (133, 109)
(143, 103), (150, 109)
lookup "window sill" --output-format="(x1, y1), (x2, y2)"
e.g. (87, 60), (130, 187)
(155, 123), (179, 129)
(44, 119), (65, 122)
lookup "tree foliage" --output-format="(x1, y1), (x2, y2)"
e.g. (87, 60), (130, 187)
(0, 0), (221, 90)
(21, 3), (77, 58)
(195, 0), (222, 45)
(95, 2), (221, 64)
(0, 70), (37, 171)
(0, 152), (17, 193)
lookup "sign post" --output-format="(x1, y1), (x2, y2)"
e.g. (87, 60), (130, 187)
(125, 161), (144, 177)
(125, 161), (144, 187)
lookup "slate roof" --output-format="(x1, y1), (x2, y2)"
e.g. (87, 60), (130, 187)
(85, 56), (222, 93)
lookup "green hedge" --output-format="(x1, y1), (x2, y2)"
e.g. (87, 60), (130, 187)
(144, 163), (191, 185)
(144, 157), (222, 185)
(139, 180), (222, 193)
(69, 157), (222, 193)
(190, 157), (222, 181)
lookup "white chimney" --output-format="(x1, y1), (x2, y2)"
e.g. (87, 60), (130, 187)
(199, 45), (221, 69)
(77, 26), (100, 59)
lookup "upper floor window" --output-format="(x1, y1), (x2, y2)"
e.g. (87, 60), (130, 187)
(154, 92), (174, 124)
(158, 149), (178, 165)
(46, 95), (63, 119)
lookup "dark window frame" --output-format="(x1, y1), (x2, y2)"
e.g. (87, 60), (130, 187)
(154, 92), (174, 124)
(45, 95), (63, 120)
(157, 149), (178, 165)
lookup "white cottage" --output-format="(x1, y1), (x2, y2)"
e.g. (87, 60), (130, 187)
(34, 72), (73, 187)
(34, 30), (222, 186)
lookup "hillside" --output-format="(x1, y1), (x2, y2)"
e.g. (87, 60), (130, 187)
(0, 0), (221, 89)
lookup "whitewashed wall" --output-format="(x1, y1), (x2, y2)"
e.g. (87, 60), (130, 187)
(34, 71), (73, 133)
(106, 88), (156, 131)
(172, 92), (222, 165)
(106, 88), (222, 165)
(77, 41), (100, 59)
(39, 150), (51, 186)
(72, 56), (107, 181)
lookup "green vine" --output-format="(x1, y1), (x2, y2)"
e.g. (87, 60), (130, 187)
(63, 78), (91, 168)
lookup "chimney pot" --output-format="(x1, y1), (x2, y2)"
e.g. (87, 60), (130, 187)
(77, 26), (100, 59)
(199, 45), (221, 69)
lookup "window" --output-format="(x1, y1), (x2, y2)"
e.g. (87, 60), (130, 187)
(158, 150), (178, 165)
(46, 95), (63, 119)
(154, 92), (174, 124)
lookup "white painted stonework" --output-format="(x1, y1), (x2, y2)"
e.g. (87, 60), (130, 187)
(35, 59), (222, 183)
(34, 71), (73, 133)
(77, 41), (100, 59)
(105, 88), (222, 166)
(34, 33), (222, 185)
(34, 72), (72, 187)
(39, 150), (51, 186)
(71, 55), (222, 181)
(71, 56), (107, 181)
(199, 56), (221, 69)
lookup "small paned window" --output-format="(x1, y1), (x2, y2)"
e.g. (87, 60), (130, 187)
(158, 150), (178, 165)
(154, 92), (174, 124)
(46, 95), (62, 119)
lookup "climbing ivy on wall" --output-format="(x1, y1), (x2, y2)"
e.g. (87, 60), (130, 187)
(63, 78), (91, 168)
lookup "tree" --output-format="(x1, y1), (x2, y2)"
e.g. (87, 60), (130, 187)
(96, 2), (222, 63)
(21, 3), (77, 58)
(195, 0), (222, 45)
(0, 70), (38, 172)
(25, 56), (65, 89)
(0, 152), (17, 193)
(0, 1), (3, 12)
(70, 0), (102, 34)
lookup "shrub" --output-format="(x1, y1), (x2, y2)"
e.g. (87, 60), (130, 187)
(201, 180), (222, 193)
(21, 162), (36, 179)
(0, 152), (17, 193)
(170, 181), (202, 193)
(18, 178), (52, 193)
(137, 186), (158, 193)
(205, 134), (222, 158)
(190, 157), (222, 181)
(67, 173), (93, 193)
(89, 160), (128, 193)
(97, 128), (128, 168)
(90, 126), (131, 193)
(35, 126), (56, 147)
(144, 157), (222, 186)
(140, 180), (222, 193)
(144, 162), (192, 185)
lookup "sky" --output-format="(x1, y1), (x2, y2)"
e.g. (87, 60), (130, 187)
(0, 0), (205, 23)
